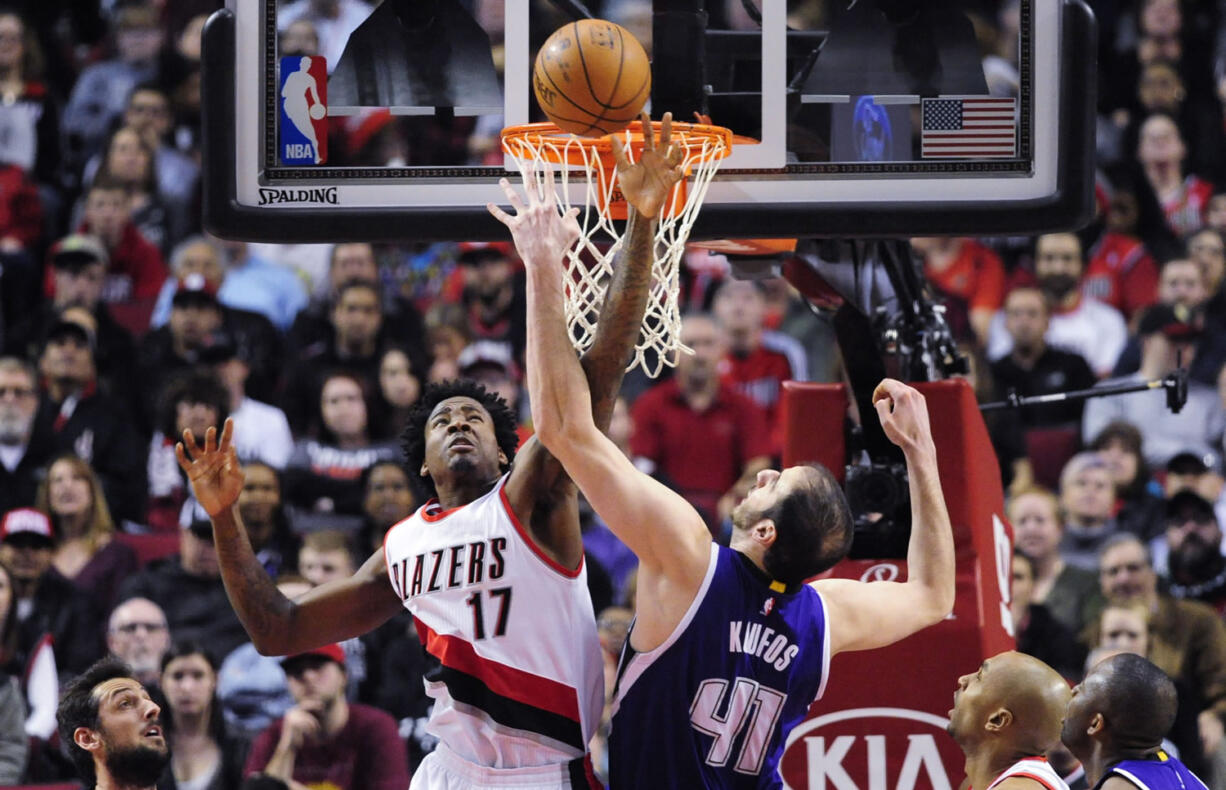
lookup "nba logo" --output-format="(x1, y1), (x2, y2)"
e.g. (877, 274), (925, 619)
(279, 56), (328, 165)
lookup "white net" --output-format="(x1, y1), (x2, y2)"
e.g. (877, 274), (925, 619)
(502, 123), (729, 378)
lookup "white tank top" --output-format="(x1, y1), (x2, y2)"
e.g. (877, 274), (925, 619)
(383, 474), (604, 769)
(985, 757), (1071, 790)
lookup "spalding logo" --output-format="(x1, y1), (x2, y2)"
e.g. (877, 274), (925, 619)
(780, 707), (958, 790)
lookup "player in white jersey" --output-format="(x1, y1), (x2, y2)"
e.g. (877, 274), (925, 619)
(176, 114), (683, 789)
(949, 651), (1073, 790)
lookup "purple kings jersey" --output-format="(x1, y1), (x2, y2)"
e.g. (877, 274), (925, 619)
(608, 544), (830, 788)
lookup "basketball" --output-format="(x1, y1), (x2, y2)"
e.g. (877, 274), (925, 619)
(309, 103), (326, 121)
(533, 19), (651, 138)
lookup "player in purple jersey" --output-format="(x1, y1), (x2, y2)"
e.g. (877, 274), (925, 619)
(510, 164), (956, 786)
(1063, 654), (1210, 790)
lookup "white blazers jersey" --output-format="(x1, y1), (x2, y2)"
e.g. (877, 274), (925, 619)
(984, 757), (1071, 790)
(383, 474), (604, 769)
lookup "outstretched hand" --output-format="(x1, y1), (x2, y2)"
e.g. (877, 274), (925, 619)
(612, 111), (684, 219)
(175, 418), (244, 517)
(487, 160), (581, 270)
(871, 379), (936, 458)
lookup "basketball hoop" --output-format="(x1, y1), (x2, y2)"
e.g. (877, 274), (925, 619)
(501, 119), (732, 377)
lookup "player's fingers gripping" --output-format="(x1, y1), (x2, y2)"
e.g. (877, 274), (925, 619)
(611, 135), (631, 172)
(658, 111), (673, 151)
(498, 177), (526, 216)
(640, 111), (654, 152)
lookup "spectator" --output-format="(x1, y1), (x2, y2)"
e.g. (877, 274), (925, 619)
(284, 371), (400, 533)
(358, 461), (416, 555)
(1192, 228), (1225, 306)
(0, 552), (56, 751)
(75, 178), (166, 308)
(62, 4), (164, 174)
(244, 644), (409, 790)
(1083, 191), (1160, 322)
(6, 235), (139, 401)
(150, 238), (308, 334)
(80, 125), (179, 254)
(1164, 450), (1226, 534)
(630, 313), (772, 531)
(297, 531), (357, 589)
(1011, 549), (1084, 680)
(236, 463), (299, 580)
(116, 501), (249, 663)
(0, 10), (62, 186)
(288, 242), (427, 371)
(0, 557), (29, 782)
(1137, 113), (1214, 238)
(1163, 490), (1226, 614)
(1008, 486), (1103, 636)
(1089, 421), (1165, 541)
(36, 454), (138, 614)
(423, 300), (470, 383)
(1115, 254), (1222, 383)
(0, 357), (51, 512)
(1059, 452), (1121, 571)
(456, 340), (528, 437)
(456, 241), (527, 364)
(85, 84), (198, 216)
(33, 319), (147, 523)
(1097, 533), (1226, 771)
(0, 507), (99, 678)
(373, 345), (421, 442)
(146, 371), (230, 533)
(987, 233), (1128, 377)
(0, 156), (42, 322)
(910, 236), (1005, 346)
(140, 268), (283, 410)
(711, 278), (807, 449)
(1084, 304), (1224, 467)
(283, 279), (386, 436)
(157, 642), (249, 790)
(988, 286), (1097, 427)
(207, 332), (293, 469)
(106, 598), (170, 691)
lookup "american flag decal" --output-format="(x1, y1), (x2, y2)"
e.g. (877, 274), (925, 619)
(921, 97), (1017, 158)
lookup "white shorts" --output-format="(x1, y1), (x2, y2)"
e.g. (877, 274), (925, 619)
(409, 743), (600, 790)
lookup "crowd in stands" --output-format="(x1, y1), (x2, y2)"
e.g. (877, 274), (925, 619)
(2, 0), (1226, 787)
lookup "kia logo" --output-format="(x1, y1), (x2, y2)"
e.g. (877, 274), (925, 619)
(781, 707), (957, 790)
(860, 563), (900, 583)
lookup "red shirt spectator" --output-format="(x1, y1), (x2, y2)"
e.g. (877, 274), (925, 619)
(913, 237), (1006, 346)
(0, 163), (42, 249)
(1085, 231), (1159, 320)
(631, 379), (772, 531)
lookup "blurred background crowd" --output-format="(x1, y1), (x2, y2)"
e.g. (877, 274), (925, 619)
(2, 0), (1226, 787)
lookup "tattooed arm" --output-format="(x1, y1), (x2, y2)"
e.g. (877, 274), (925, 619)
(178, 421), (401, 655)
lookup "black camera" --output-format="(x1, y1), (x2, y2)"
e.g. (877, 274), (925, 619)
(844, 461), (911, 559)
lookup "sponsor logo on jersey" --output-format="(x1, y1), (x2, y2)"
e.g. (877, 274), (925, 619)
(278, 55), (328, 165)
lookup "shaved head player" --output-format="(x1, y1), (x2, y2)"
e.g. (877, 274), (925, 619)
(179, 114), (683, 790)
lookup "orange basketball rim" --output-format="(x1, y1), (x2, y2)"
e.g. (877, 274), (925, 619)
(501, 119), (733, 220)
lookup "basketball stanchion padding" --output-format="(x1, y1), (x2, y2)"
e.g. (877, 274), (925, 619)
(501, 119), (732, 377)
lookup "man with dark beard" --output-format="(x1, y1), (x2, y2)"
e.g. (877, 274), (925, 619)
(56, 657), (170, 790)
(987, 233), (1128, 378)
(1164, 490), (1226, 614)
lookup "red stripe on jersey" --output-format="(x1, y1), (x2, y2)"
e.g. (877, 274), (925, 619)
(418, 620), (582, 723)
(499, 484), (584, 578)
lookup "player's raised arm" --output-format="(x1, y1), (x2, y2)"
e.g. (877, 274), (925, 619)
(177, 420), (402, 656)
(495, 112), (683, 566)
(813, 379), (955, 655)
(501, 159), (710, 583)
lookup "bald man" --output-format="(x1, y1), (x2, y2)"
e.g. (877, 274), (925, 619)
(1062, 653), (1209, 790)
(949, 651), (1073, 790)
